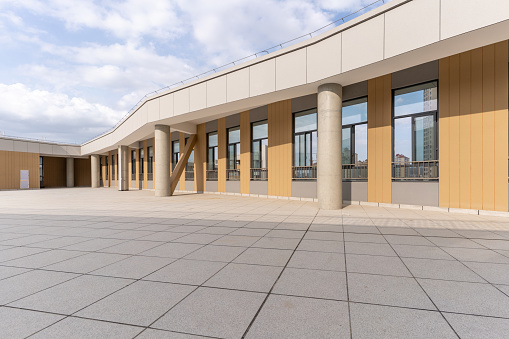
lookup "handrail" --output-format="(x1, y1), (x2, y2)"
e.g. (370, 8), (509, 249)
(83, 0), (389, 144)
(392, 160), (439, 180)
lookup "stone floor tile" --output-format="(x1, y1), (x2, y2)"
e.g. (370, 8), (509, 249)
(3, 249), (86, 269)
(45, 252), (129, 273)
(137, 328), (204, 339)
(273, 267), (347, 300)
(11, 274), (133, 314)
(348, 273), (436, 309)
(0, 265), (30, 280)
(392, 244), (454, 260)
(475, 239), (509, 251)
(342, 225), (379, 234)
(144, 258), (226, 285)
(344, 242), (397, 256)
(307, 224), (343, 233)
(0, 234), (60, 246)
(212, 235), (260, 247)
(229, 228), (270, 237)
(204, 263), (282, 293)
(344, 233), (387, 244)
(427, 236), (484, 249)
(402, 257), (485, 282)
(462, 261), (509, 285)
(265, 229), (305, 239)
(349, 303), (457, 339)
(91, 255), (175, 279)
(419, 279), (509, 318)
(0, 269), (77, 304)
(172, 233), (223, 244)
(413, 228), (461, 238)
(62, 238), (127, 252)
(274, 222), (310, 231)
(152, 287), (265, 338)
(30, 316), (143, 339)
(384, 235), (435, 246)
(442, 247), (509, 264)
(243, 221), (280, 229)
(245, 295), (350, 339)
(297, 239), (343, 253)
(252, 237), (300, 250)
(444, 313), (509, 339)
(76, 280), (194, 326)
(25, 236), (91, 249)
(196, 226), (237, 235)
(99, 240), (164, 255)
(234, 248), (293, 266)
(287, 251), (345, 271)
(377, 227), (420, 236)
(0, 247), (49, 263)
(184, 245), (246, 262)
(346, 254), (411, 277)
(138, 232), (188, 242)
(140, 242), (203, 258)
(0, 307), (64, 338)
(303, 231), (343, 241)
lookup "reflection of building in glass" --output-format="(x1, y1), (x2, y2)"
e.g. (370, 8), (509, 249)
(395, 154), (410, 177)
(261, 144), (268, 168)
(423, 87), (437, 112)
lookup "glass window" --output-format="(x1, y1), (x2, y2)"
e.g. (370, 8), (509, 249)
(343, 97), (368, 125)
(172, 141), (179, 171)
(185, 137), (195, 173)
(342, 97), (368, 180)
(393, 82), (438, 180)
(147, 146), (153, 174)
(105, 156), (109, 180)
(131, 150), (136, 175)
(293, 110), (317, 179)
(394, 81), (437, 117)
(251, 120), (268, 171)
(139, 149), (144, 175)
(207, 132), (218, 172)
(227, 127), (240, 171)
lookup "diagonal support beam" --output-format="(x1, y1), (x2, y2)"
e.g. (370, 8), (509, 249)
(170, 134), (196, 195)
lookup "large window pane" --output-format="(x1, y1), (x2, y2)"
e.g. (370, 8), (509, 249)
(343, 98), (368, 125)
(252, 121), (268, 139)
(207, 148), (214, 170)
(415, 115), (435, 161)
(394, 82), (437, 117)
(261, 139), (268, 168)
(354, 124), (368, 163)
(394, 117), (412, 162)
(295, 111), (316, 133)
(228, 127), (240, 144)
(342, 127), (351, 164)
(252, 140), (261, 168)
(208, 133), (218, 147)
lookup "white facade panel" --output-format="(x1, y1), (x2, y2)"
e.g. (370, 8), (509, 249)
(159, 93), (174, 119)
(40, 143), (52, 155)
(147, 98), (160, 122)
(140, 103), (148, 125)
(207, 76), (227, 107)
(227, 68), (249, 102)
(174, 88), (190, 115)
(276, 48), (307, 91)
(13, 141), (28, 152)
(441, 0), (509, 40)
(385, 0), (440, 58)
(190, 82), (207, 112)
(342, 14), (384, 72)
(0, 139), (14, 151)
(65, 146), (81, 156)
(249, 59), (276, 97)
(27, 142), (39, 154)
(52, 145), (67, 156)
(307, 33), (341, 84)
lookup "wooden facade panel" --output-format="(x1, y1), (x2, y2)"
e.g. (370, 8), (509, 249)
(128, 147), (132, 188)
(493, 41), (509, 211)
(439, 41), (508, 211)
(367, 75), (391, 203)
(143, 140), (148, 189)
(179, 133), (185, 190)
(240, 111), (250, 194)
(74, 157), (91, 187)
(0, 151), (39, 189)
(218, 118), (226, 192)
(268, 100), (292, 197)
(153, 137), (156, 190)
(135, 149), (140, 189)
(43, 156), (66, 188)
(459, 52), (471, 209)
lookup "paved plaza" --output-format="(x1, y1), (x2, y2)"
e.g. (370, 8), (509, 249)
(1, 188), (509, 338)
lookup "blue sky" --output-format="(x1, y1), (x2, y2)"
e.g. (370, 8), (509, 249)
(0, 0), (389, 144)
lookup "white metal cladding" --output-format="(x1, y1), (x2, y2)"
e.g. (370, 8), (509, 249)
(80, 0), (509, 155)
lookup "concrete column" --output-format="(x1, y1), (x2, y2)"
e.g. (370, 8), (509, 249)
(317, 83), (343, 210)
(91, 155), (100, 188)
(118, 145), (129, 191)
(155, 124), (171, 196)
(66, 158), (74, 188)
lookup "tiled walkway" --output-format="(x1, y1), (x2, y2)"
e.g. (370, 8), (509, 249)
(1, 188), (509, 338)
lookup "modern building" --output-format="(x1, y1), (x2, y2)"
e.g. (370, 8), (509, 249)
(1, 0), (509, 212)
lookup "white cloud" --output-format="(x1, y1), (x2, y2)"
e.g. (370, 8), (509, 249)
(0, 83), (123, 142)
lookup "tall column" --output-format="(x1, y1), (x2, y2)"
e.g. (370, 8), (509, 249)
(91, 155), (100, 188)
(155, 125), (171, 196)
(317, 83), (343, 210)
(118, 145), (129, 191)
(66, 158), (74, 188)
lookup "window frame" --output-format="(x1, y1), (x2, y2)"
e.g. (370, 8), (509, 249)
(250, 119), (269, 181)
(206, 131), (218, 181)
(292, 109), (318, 180)
(391, 81), (439, 181)
(342, 96), (368, 181)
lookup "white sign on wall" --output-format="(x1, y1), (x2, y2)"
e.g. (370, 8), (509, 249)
(20, 170), (29, 189)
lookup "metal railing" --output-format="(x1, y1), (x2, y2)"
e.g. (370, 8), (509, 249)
(226, 169), (240, 181)
(147, 173), (153, 181)
(206, 170), (218, 181)
(292, 166), (317, 180)
(251, 168), (268, 181)
(342, 164), (368, 180)
(83, 0), (388, 144)
(185, 171), (194, 181)
(392, 160), (439, 180)
(139, 173), (144, 181)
